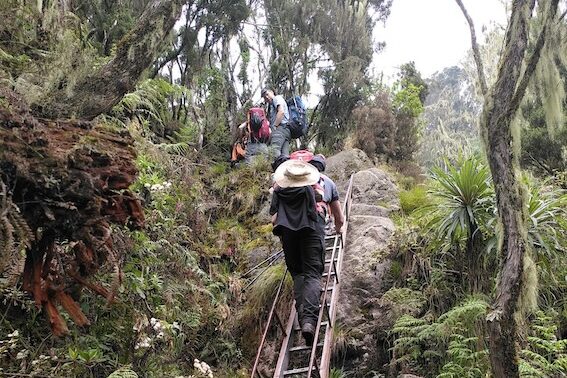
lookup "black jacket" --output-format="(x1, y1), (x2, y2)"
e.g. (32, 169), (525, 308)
(269, 186), (318, 236)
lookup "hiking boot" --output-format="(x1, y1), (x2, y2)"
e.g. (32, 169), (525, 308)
(302, 322), (315, 346)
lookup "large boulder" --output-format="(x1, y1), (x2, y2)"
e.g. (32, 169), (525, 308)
(325, 148), (373, 186)
(352, 168), (400, 212)
(336, 166), (399, 373)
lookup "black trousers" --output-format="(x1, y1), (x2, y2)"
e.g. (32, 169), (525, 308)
(280, 225), (324, 326)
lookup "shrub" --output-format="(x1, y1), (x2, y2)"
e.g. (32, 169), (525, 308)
(399, 185), (428, 215)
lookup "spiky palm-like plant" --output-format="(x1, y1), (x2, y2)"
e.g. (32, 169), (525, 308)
(524, 179), (567, 307)
(420, 156), (495, 293)
(420, 156), (566, 299)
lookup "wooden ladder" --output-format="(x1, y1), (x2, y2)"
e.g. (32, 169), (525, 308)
(251, 175), (354, 378)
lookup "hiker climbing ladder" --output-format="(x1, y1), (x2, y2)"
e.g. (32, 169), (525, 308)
(251, 175), (354, 378)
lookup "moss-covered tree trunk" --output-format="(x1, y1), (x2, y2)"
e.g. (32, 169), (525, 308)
(36, 0), (185, 119)
(456, 0), (559, 376)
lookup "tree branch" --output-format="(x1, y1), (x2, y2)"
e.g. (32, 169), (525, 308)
(510, 0), (560, 113)
(150, 32), (189, 78)
(36, 0), (185, 119)
(454, 0), (488, 96)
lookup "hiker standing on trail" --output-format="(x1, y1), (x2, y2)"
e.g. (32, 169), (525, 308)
(262, 87), (291, 158)
(270, 157), (344, 346)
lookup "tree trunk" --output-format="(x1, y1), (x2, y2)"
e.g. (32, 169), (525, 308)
(35, 0), (185, 119)
(456, 0), (559, 376)
(221, 36), (238, 140)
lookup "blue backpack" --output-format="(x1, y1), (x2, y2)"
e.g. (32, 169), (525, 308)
(286, 96), (308, 139)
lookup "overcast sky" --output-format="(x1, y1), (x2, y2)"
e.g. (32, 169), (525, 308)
(302, 0), (508, 104)
(370, 0), (508, 82)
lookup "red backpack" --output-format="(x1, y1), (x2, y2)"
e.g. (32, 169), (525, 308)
(290, 149), (314, 162)
(247, 108), (271, 143)
(289, 150), (328, 217)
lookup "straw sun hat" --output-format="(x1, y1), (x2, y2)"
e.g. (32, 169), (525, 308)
(273, 159), (320, 188)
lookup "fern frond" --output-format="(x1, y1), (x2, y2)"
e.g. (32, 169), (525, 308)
(0, 185), (33, 287)
(551, 356), (567, 372)
(0, 216), (15, 274)
(521, 349), (553, 369)
(106, 366), (138, 378)
(157, 142), (190, 156)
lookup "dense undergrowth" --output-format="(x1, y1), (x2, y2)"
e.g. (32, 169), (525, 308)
(0, 108), (282, 377)
(385, 155), (567, 377)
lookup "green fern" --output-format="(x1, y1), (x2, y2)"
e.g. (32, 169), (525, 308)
(0, 182), (33, 288)
(436, 298), (488, 334)
(157, 141), (190, 156)
(329, 368), (348, 378)
(116, 79), (184, 125)
(519, 311), (567, 377)
(390, 298), (489, 376)
(438, 334), (488, 377)
(107, 367), (138, 378)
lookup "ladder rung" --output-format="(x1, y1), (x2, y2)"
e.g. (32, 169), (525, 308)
(322, 272), (336, 278)
(293, 321), (328, 332)
(325, 257), (338, 263)
(283, 366), (316, 376)
(289, 342), (324, 352)
(320, 285), (335, 292)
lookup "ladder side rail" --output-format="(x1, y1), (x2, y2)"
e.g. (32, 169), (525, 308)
(273, 302), (297, 377)
(306, 234), (341, 378)
(251, 267), (289, 378)
(319, 243), (343, 376)
(319, 174), (355, 377)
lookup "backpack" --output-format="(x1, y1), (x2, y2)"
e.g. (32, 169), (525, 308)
(290, 149), (314, 162)
(286, 96), (308, 139)
(289, 150), (328, 216)
(247, 108), (271, 143)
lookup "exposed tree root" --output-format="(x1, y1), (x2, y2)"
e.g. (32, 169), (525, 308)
(1, 85), (144, 335)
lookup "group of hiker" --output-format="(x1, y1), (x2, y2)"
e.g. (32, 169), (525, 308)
(233, 87), (342, 346)
(230, 88), (307, 165)
(269, 151), (344, 346)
